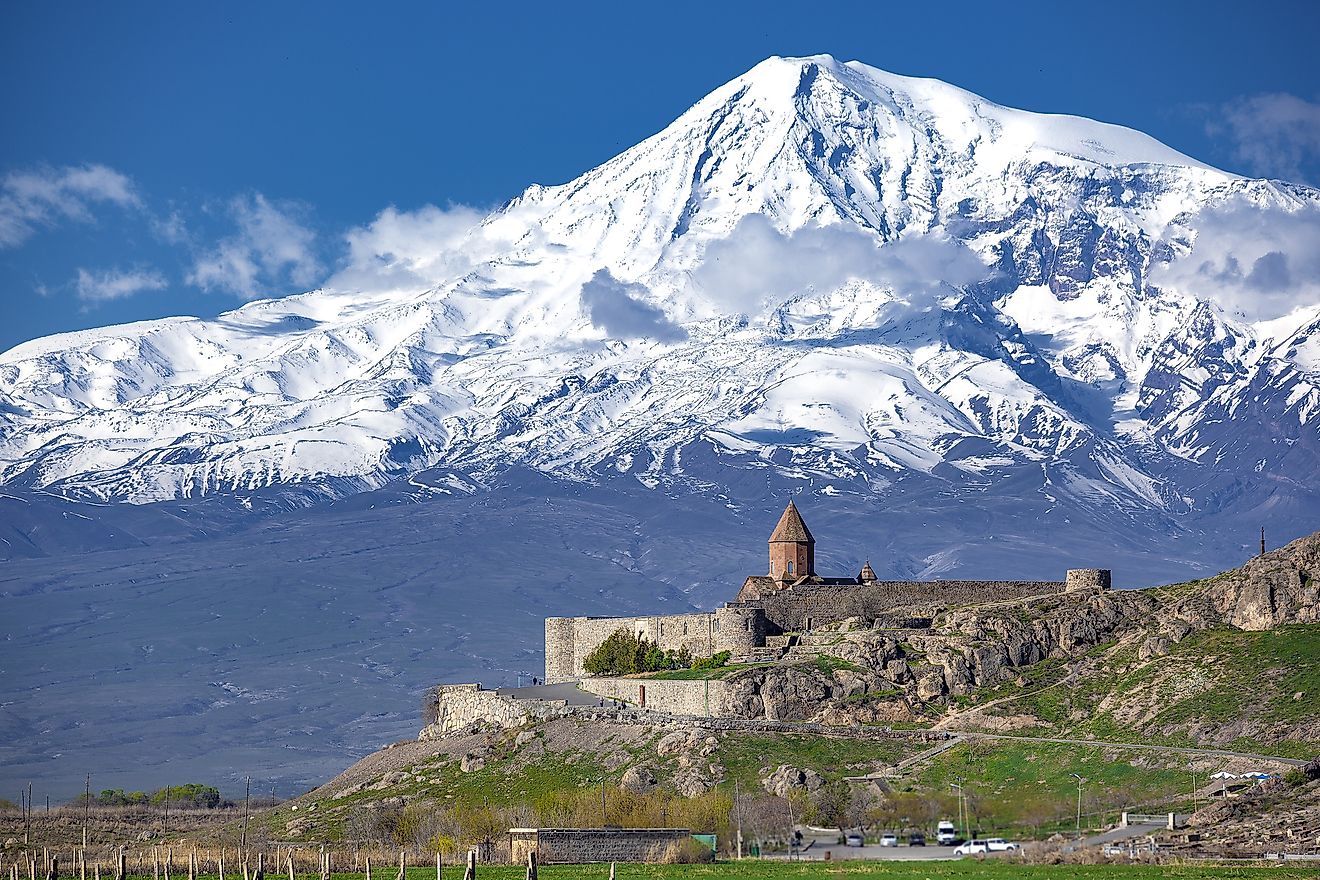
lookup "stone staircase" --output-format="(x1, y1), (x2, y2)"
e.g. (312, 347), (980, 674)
(731, 633), (799, 664)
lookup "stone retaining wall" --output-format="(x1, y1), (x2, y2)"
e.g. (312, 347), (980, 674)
(509, 828), (696, 864)
(419, 684), (531, 738)
(577, 677), (731, 717)
(418, 685), (956, 743)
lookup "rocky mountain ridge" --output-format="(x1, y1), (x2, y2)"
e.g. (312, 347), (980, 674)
(1, 56), (1316, 540)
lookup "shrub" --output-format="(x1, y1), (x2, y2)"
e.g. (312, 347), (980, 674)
(691, 651), (731, 671)
(584, 629), (653, 675)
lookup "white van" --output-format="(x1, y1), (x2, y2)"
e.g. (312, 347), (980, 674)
(936, 820), (957, 845)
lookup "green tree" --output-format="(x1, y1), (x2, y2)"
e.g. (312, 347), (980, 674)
(583, 629), (648, 675)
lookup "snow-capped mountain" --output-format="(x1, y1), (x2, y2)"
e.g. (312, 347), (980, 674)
(1, 55), (1317, 522)
(5, 54), (1320, 802)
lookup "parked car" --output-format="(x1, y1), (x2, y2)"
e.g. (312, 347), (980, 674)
(936, 820), (957, 845)
(879, 832), (899, 847)
(909, 831), (926, 846)
(844, 832), (864, 847)
(954, 840), (989, 855)
(985, 838), (1020, 852)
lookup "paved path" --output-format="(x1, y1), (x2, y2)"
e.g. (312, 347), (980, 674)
(942, 729), (1307, 767)
(1079, 822), (1166, 849)
(495, 682), (602, 705)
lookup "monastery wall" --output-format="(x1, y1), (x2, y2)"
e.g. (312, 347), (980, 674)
(576, 676), (732, 717)
(544, 612), (720, 684)
(744, 578), (1070, 632)
(419, 684), (531, 737)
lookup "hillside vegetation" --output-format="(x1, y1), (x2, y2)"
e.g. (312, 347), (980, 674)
(186, 532), (1317, 859)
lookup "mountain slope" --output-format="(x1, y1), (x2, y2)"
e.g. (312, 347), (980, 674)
(1, 54), (1316, 520)
(3, 54), (1320, 801)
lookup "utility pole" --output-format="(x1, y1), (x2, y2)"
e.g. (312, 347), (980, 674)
(241, 777), (250, 851)
(1189, 763), (1198, 815)
(950, 781), (966, 842)
(599, 778), (606, 825)
(733, 779), (743, 860)
(1071, 774), (1085, 838)
(84, 775), (90, 848)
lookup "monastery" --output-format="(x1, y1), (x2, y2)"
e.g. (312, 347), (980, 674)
(544, 501), (1110, 683)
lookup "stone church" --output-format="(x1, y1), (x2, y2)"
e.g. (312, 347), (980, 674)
(543, 501), (1109, 683)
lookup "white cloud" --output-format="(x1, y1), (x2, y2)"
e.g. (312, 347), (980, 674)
(1150, 196), (1320, 322)
(75, 267), (168, 303)
(579, 269), (688, 342)
(0, 164), (139, 248)
(687, 215), (990, 315)
(329, 204), (487, 293)
(188, 194), (321, 299)
(1211, 93), (1320, 184)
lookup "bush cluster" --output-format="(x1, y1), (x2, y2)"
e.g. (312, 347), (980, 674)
(581, 629), (730, 676)
(80, 784), (226, 809)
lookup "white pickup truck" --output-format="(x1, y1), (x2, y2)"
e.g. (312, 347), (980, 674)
(955, 837), (1020, 855)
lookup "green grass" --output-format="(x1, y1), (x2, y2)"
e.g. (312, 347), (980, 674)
(812, 656), (860, 675)
(640, 663), (776, 681)
(713, 734), (917, 792)
(104, 864), (1320, 880)
(973, 624), (1320, 758)
(901, 741), (1197, 833)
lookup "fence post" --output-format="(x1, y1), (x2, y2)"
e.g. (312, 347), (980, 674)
(461, 852), (474, 880)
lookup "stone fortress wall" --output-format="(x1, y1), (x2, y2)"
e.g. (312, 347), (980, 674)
(423, 684), (531, 735)
(545, 569), (1110, 682)
(544, 613), (716, 685)
(542, 503), (1112, 684)
(576, 675), (732, 716)
(739, 577), (1086, 634)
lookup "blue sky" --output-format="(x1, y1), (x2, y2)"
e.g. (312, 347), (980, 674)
(2, 0), (1318, 353)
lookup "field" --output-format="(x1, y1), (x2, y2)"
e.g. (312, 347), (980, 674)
(24, 864), (1313, 880)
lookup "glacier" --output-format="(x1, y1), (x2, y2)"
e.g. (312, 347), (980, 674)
(2, 55), (1318, 798)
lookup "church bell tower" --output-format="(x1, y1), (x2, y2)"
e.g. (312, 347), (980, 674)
(768, 500), (814, 582)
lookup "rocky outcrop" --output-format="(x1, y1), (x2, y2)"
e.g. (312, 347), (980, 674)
(706, 534), (1319, 723)
(620, 766), (658, 793)
(761, 765), (825, 798)
(1177, 532), (1320, 631)
(721, 664), (885, 720)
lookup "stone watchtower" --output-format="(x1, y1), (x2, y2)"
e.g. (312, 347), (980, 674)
(769, 500), (815, 582)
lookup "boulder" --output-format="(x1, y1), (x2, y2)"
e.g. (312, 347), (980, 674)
(672, 767), (713, 797)
(620, 766), (657, 794)
(761, 765), (825, 798)
(916, 668), (946, 701)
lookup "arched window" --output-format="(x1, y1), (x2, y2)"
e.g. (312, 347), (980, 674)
(788, 561), (795, 574)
